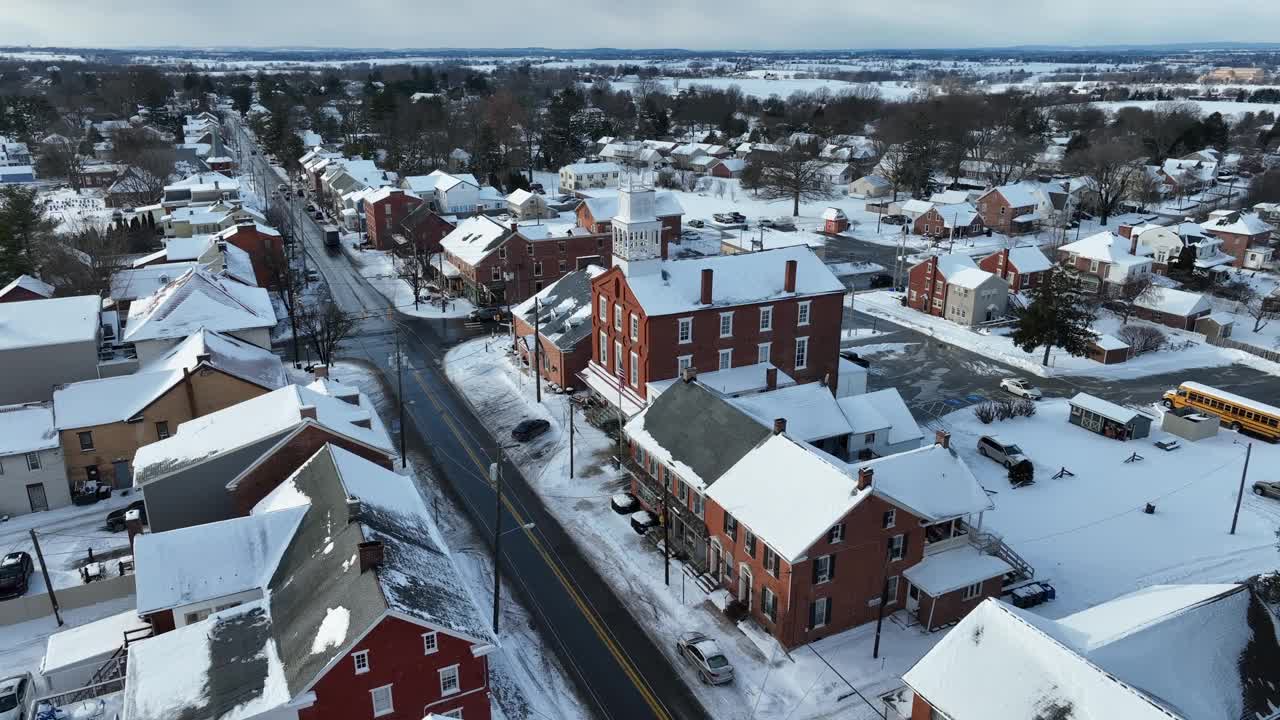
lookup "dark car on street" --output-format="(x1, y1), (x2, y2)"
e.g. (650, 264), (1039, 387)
(511, 418), (551, 442)
(0, 552), (34, 600)
(106, 500), (147, 532)
(469, 307), (506, 322)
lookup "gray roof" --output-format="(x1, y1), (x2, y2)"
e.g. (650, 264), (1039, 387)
(512, 268), (598, 351)
(633, 380), (771, 487)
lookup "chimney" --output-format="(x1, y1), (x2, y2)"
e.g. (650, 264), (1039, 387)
(857, 467), (873, 491)
(358, 540), (384, 573)
(313, 365), (329, 379)
(700, 268), (713, 305)
(681, 366), (697, 383)
(125, 509), (144, 551)
(345, 496), (362, 523)
(216, 240), (228, 253)
(935, 430), (951, 449)
(1129, 233), (1139, 256)
(1118, 224), (1133, 240)
(773, 417), (787, 435)
(299, 404), (317, 420)
(510, 221), (518, 233)
(766, 367), (778, 390)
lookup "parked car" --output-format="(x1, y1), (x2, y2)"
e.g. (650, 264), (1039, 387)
(106, 499), (148, 532)
(610, 493), (639, 514)
(529, 183), (545, 194)
(0, 673), (32, 720)
(977, 435), (1028, 468)
(881, 214), (908, 225)
(999, 377), (1042, 400)
(511, 418), (551, 442)
(869, 273), (893, 289)
(468, 307), (505, 322)
(839, 349), (870, 368)
(1253, 481), (1280, 500)
(676, 632), (735, 685)
(687, 219), (705, 228)
(0, 552), (33, 600)
(758, 218), (776, 228)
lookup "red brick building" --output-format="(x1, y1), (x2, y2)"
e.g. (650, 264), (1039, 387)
(1057, 230), (1153, 295)
(704, 431), (1019, 648)
(1201, 210), (1275, 268)
(215, 220), (286, 288)
(914, 204), (984, 239)
(510, 267), (604, 390)
(906, 254), (988, 318)
(576, 191), (683, 246)
(0, 274), (55, 303)
(401, 204), (456, 255)
(977, 245), (1052, 292)
(975, 185), (1038, 235)
(364, 187), (424, 251)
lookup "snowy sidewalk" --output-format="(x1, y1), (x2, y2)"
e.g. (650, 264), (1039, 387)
(348, 247), (475, 319)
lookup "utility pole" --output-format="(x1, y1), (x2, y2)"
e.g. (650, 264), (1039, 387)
(30, 530), (62, 626)
(491, 457), (503, 635)
(396, 326), (406, 468)
(568, 401), (575, 479)
(1231, 442), (1252, 535)
(662, 492), (671, 587)
(533, 298), (542, 403)
(872, 554), (892, 659)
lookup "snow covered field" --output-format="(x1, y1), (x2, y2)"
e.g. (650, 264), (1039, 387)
(348, 247), (475, 319)
(852, 290), (1280, 379)
(41, 188), (114, 235)
(1091, 99), (1280, 119)
(943, 398), (1280, 616)
(444, 338), (954, 720)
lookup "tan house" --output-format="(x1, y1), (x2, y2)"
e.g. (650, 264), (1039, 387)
(52, 330), (286, 490)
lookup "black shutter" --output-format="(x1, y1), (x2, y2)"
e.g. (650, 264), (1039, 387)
(902, 533), (910, 559)
(808, 600), (816, 630)
(826, 597), (833, 624)
(811, 559), (820, 585)
(828, 553), (836, 580)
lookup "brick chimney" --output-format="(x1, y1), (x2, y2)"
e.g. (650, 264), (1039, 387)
(358, 540), (384, 573)
(857, 466), (873, 491)
(510, 221), (519, 233)
(700, 268), (713, 305)
(299, 404), (317, 420)
(765, 367), (778, 390)
(681, 366), (698, 383)
(125, 509), (144, 551)
(1118, 224), (1133, 240)
(773, 417), (787, 435)
(935, 430), (951, 449)
(784, 259), (797, 293)
(313, 365), (329, 379)
(1129, 233), (1140, 256)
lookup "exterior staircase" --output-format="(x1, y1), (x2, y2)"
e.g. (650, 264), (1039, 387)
(969, 530), (1034, 585)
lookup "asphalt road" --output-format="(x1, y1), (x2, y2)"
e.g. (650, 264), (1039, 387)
(229, 120), (708, 720)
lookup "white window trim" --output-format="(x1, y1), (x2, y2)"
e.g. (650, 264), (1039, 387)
(629, 351), (639, 388)
(883, 509), (896, 529)
(719, 311), (734, 338)
(886, 575), (899, 605)
(795, 336), (809, 370)
(598, 296), (607, 321)
(353, 650), (370, 674)
(797, 300), (812, 326)
(370, 684), (394, 717)
(889, 533), (905, 561)
(718, 348), (732, 370)
(814, 596), (830, 628)
(614, 303), (622, 331)
(439, 664), (461, 697)
(614, 341), (624, 376)
(599, 332), (608, 365)
(422, 631), (438, 655)
(677, 354), (693, 373)
(678, 316), (693, 344)
(815, 555), (832, 584)
(961, 581), (983, 601)
(630, 313), (639, 341)
(759, 305), (773, 331)
(757, 342), (771, 364)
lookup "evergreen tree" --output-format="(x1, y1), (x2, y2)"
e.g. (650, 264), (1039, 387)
(1010, 268), (1099, 366)
(1201, 112), (1231, 153)
(0, 186), (56, 282)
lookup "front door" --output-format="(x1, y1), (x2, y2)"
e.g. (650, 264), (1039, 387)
(26, 484), (48, 513)
(907, 583), (920, 616)
(738, 566), (753, 610)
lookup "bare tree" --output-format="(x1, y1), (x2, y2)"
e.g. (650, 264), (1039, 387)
(294, 293), (357, 366)
(1116, 325), (1166, 355)
(1246, 292), (1274, 333)
(749, 146), (834, 216)
(1064, 139), (1145, 225)
(1110, 275), (1159, 325)
(396, 250), (426, 310)
(35, 229), (132, 297)
(36, 138), (86, 190)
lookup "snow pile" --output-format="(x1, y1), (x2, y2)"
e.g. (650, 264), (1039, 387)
(309, 606), (350, 654)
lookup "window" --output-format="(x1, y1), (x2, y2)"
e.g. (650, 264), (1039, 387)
(559, 260), (567, 273)
(677, 479), (688, 503)
(558, 240), (566, 253)
(752, 340), (773, 363)
(810, 597), (831, 629)
(888, 534), (906, 562)
(630, 314), (639, 341)
(491, 266), (501, 281)
(678, 317), (692, 344)
(761, 587), (778, 623)
(1089, 259), (1100, 273)
(155, 421), (170, 440)
(526, 242), (534, 255)
(25, 452), (41, 472)
(864, 432), (876, 444)
(828, 523), (845, 543)
(422, 631), (438, 655)
(598, 296), (607, 321)
(439, 710), (463, 719)
(370, 684), (394, 717)
(719, 312), (734, 338)
(677, 355), (692, 374)
(885, 575), (899, 605)
(797, 300), (811, 326)
(614, 304), (622, 330)
(629, 351), (639, 387)
(353, 650), (370, 674)
(78, 431), (94, 451)
(744, 530), (756, 558)
(439, 665), (460, 696)
(882, 509), (896, 529)
(534, 262), (543, 277)
(795, 337), (809, 370)
(599, 332), (608, 365)
(691, 491), (704, 518)
(961, 582), (982, 601)
(763, 546), (779, 577)
(614, 341), (623, 376)
(718, 349), (732, 370)
(723, 512), (738, 541)
(814, 554), (834, 584)
(759, 305), (773, 331)
(499, 246), (507, 260)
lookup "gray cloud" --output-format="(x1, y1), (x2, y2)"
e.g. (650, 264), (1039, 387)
(3, 0), (1279, 50)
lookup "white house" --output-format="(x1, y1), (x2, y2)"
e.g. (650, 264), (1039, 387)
(560, 162), (622, 191)
(402, 170), (498, 214)
(0, 402), (70, 514)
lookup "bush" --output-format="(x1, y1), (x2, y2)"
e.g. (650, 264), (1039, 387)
(974, 402), (997, 424)
(1012, 399), (1037, 418)
(1009, 459), (1034, 486)
(1116, 325), (1166, 355)
(976, 398), (1037, 423)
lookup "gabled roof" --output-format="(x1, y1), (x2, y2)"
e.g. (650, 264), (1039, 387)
(851, 443), (993, 524)
(0, 294), (100, 351)
(124, 268), (276, 343)
(836, 388), (923, 447)
(581, 192), (684, 221)
(903, 584), (1280, 720)
(1203, 211), (1274, 237)
(1134, 287), (1212, 317)
(729, 382), (850, 443)
(983, 183), (1038, 208)
(1003, 246), (1052, 273)
(221, 243), (258, 287)
(0, 402), (58, 456)
(439, 214), (513, 267)
(110, 262), (199, 302)
(507, 188), (535, 205)
(1060, 231), (1152, 264)
(0, 273), (54, 299)
(512, 266), (604, 351)
(144, 329), (287, 389)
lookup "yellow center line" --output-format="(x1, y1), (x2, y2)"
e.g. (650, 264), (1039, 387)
(409, 370), (671, 720)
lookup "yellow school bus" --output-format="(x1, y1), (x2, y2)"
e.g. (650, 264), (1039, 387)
(1162, 381), (1280, 441)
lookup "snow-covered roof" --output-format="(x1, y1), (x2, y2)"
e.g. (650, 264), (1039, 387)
(512, 266), (604, 351)
(1003, 245), (1052, 273)
(716, 158), (746, 172)
(1060, 231), (1151, 263)
(821, 207), (847, 222)
(42, 609), (150, 676)
(507, 188), (534, 205)
(124, 268), (276, 343)
(903, 584), (1279, 720)
(729, 382), (850, 442)
(985, 183), (1038, 208)
(0, 273), (54, 299)
(1068, 392), (1150, 424)
(902, 544), (1012, 596)
(619, 246), (843, 317)
(1202, 211), (1274, 237)
(1134, 287), (1211, 317)
(144, 329), (287, 389)
(363, 185), (419, 205)
(221, 243), (257, 287)
(900, 199), (934, 216)
(854, 174), (891, 189)
(946, 266), (999, 290)
(836, 388), (923, 447)
(439, 214), (512, 267)
(110, 262), (199, 301)
(929, 190), (971, 205)
(0, 294), (100, 351)
(850, 443), (993, 524)
(162, 234), (216, 262)
(562, 161), (621, 174)
(931, 203), (981, 228)
(647, 362), (797, 400)
(1093, 333), (1130, 351)
(930, 253), (978, 280)
(581, 191), (684, 220)
(0, 402), (58, 456)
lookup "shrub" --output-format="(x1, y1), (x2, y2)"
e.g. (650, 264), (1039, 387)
(974, 402), (997, 424)
(1116, 325), (1166, 355)
(1009, 459), (1034, 486)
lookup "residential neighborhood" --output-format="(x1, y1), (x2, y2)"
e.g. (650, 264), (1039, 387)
(2, 24), (1280, 720)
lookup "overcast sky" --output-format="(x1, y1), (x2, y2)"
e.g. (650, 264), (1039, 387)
(5, 0), (1280, 51)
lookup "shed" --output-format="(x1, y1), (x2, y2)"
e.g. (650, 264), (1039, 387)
(1160, 406), (1220, 442)
(1068, 392), (1153, 440)
(41, 609), (151, 692)
(1087, 334), (1130, 365)
(1194, 312), (1235, 342)
(822, 207), (850, 235)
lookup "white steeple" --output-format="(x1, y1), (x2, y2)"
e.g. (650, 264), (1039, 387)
(611, 178), (663, 276)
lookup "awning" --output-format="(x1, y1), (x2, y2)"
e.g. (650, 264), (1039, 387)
(581, 362), (646, 418)
(903, 545), (1012, 597)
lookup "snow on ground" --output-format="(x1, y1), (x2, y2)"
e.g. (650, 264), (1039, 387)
(852, 290), (1280, 379)
(444, 338), (949, 720)
(41, 188), (114, 235)
(348, 248), (475, 319)
(324, 360), (593, 720)
(942, 398), (1280, 617)
(611, 76), (917, 100)
(1091, 99), (1280, 120)
(0, 494), (135, 595)
(0, 595), (137, 687)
